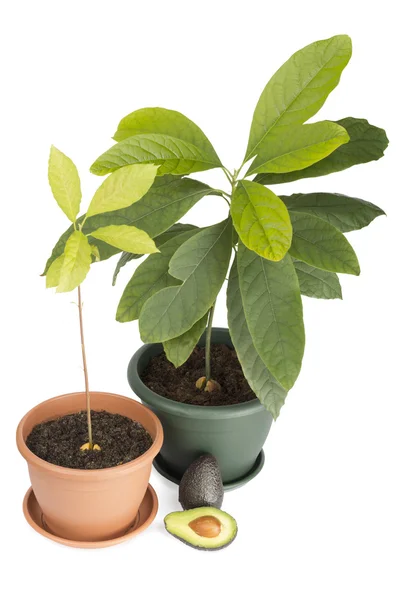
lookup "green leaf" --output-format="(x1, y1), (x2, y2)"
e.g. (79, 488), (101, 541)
(112, 252), (137, 285)
(293, 258), (342, 299)
(46, 253), (64, 288)
(245, 35), (352, 161)
(232, 227), (239, 246)
(139, 219), (232, 342)
(163, 313), (208, 368)
(255, 118), (389, 184)
(113, 107), (220, 163)
(57, 231), (92, 293)
(246, 121), (349, 175)
(116, 229), (199, 323)
(231, 180), (292, 260)
(227, 259), (287, 418)
(237, 242), (305, 390)
(91, 225), (159, 255)
(90, 245), (100, 261)
(43, 176), (214, 274)
(281, 192), (385, 232)
(48, 146), (81, 222)
(112, 223), (198, 286)
(151, 223), (198, 247)
(90, 133), (222, 177)
(289, 211), (360, 275)
(86, 164), (159, 218)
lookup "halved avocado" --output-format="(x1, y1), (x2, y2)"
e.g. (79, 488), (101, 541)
(164, 507), (237, 550)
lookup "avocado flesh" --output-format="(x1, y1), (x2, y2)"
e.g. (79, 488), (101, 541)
(164, 507), (237, 550)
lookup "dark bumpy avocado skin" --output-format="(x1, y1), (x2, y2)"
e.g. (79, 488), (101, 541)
(179, 454), (224, 510)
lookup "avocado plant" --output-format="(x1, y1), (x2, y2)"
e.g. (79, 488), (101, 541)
(45, 146), (160, 447)
(44, 35), (388, 418)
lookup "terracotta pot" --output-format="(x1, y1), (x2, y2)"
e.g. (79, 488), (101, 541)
(16, 391), (163, 542)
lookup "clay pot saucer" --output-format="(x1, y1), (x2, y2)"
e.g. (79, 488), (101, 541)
(23, 484), (158, 549)
(153, 450), (265, 491)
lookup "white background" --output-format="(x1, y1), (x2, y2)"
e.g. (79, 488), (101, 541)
(1, 1), (399, 598)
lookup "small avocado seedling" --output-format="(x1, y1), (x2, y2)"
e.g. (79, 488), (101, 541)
(45, 146), (159, 452)
(164, 507), (237, 551)
(179, 454), (224, 510)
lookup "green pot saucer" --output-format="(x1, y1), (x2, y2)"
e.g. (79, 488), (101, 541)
(153, 450), (265, 492)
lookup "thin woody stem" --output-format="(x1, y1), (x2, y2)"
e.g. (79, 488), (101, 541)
(77, 286), (93, 449)
(205, 303), (216, 382)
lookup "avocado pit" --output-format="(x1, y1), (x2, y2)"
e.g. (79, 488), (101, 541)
(189, 515), (222, 538)
(195, 377), (221, 392)
(80, 442), (101, 451)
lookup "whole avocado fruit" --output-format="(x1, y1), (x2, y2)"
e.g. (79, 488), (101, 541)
(179, 454), (224, 510)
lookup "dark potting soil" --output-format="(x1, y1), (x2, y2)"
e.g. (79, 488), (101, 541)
(142, 344), (254, 406)
(26, 410), (153, 469)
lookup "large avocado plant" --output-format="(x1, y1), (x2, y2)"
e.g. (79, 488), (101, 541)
(44, 35), (388, 417)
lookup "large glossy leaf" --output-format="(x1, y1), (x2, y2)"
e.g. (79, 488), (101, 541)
(116, 229), (199, 323)
(91, 225), (158, 254)
(57, 231), (92, 293)
(48, 146), (81, 222)
(112, 223), (197, 285)
(246, 121), (349, 175)
(231, 180), (292, 260)
(113, 107), (220, 162)
(163, 313), (208, 368)
(237, 243), (305, 390)
(139, 220), (232, 343)
(227, 259), (287, 418)
(245, 35), (352, 161)
(281, 192), (385, 232)
(255, 118), (389, 184)
(293, 258), (342, 299)
(86, 164), (158, 218)
(90, 133), (222, 177)
(43, 176), (214, 274)
(289, 211), (360, 275)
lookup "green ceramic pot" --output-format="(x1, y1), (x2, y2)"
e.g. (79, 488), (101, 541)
(127, 328), (273, 486)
